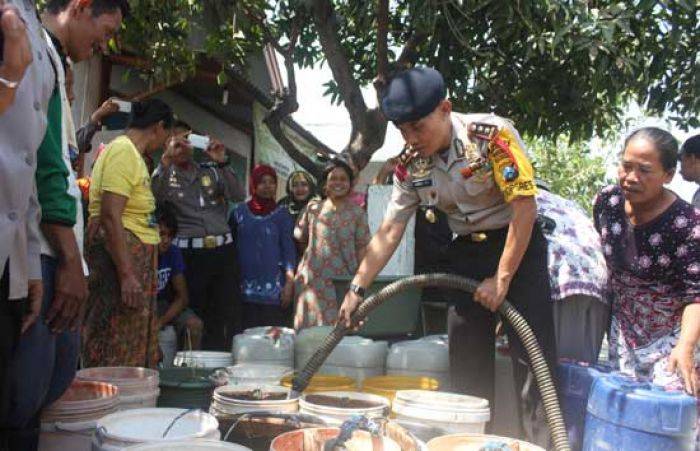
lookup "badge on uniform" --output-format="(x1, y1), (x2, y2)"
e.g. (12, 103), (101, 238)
(467, 122), (519, 182)
(201, 175), (212, 187)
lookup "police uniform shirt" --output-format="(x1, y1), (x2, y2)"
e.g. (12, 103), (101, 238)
(152, 163), (238, 238)
(384, 113), (537, 235)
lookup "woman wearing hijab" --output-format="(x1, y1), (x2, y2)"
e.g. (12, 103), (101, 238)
(279, 170), (319, 222)
(229, 165), (297, 328)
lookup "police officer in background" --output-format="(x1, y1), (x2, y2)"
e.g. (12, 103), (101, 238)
(152, 121), (244, 351)
(338, 67), (557, 441)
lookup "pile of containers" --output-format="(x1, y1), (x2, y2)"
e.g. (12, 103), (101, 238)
(386, 335), (450, 388)
(295, 327), (388, 385)
(557, 360), (699, 451)
(76, 367), (160, 410)
(40, 380), (120, 451)
(557, 361), (611, 450)
(294, 326), (335, 370)
(280, 374), (357, 393)
(225, 363), (292, 386)
(362, 375), (439, 405)
(209, 385), (298, 417)
(299, 391), (390, 425)
(319, 336), (388, 384)
(392, 390), (490, 442)
(157, 367), (218, 410)
(232, 327), (295, 368)
(583, 375), (697, 451)
(92, 408), (220, 450)
(174, 351), (233, 369)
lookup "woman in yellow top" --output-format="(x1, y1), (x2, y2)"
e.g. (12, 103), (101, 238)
(82, 99), (174, 368)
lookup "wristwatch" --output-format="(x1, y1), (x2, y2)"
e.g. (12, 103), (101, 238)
(0, 75), (19, 90)
(349, 283), (366, 298)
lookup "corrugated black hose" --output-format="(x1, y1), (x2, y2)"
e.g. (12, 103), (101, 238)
(291, 273), (570, 451)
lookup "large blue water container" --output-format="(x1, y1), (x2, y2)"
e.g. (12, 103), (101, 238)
(583, 375), (697, 450)
(557, 361), (612, 451)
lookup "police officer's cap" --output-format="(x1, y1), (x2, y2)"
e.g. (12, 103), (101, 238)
(381, 67), (446, 125)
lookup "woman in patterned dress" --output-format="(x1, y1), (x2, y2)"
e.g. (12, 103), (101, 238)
(293, 159), (371, 330)
(82, 99), (174, 368)
(593, 127), (699, 398)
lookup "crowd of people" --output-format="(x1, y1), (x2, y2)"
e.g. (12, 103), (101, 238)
(0, 0), (698, 450)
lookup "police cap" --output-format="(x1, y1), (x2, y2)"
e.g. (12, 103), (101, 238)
(381, 67), (446, 124)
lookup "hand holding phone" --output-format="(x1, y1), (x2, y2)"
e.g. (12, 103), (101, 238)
(188, 133), (210, 150)
(113, 99), (132, 113)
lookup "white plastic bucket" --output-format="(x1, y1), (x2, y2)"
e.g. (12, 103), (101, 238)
(224, 363), (292, 386)
(76, 367), (159, 396)
(294, 326), (334, 369)
(92, 408), (220, 451)
(209, 384), (298, 416)
(118, 389), (160, 411)
(40, 419), (97, 451)
(392, 390), (490, 439)
(174, 351), (233, 369)
(232, 333), (294, 367)
(299, 391), (390, 426)
(158, 326), (177, 369)
(317, 337), (387, 385)
(386, 339), (449, 388)
(124, 439), (251, 450)
(242, 326), (295, 337)
(40, 380), (120, 451)
(319, 365), (385, 385)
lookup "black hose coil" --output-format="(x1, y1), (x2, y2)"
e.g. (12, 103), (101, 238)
(291, 273), (570, 451)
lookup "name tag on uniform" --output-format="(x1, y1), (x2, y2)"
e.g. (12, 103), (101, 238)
(412, 178), (433, 188)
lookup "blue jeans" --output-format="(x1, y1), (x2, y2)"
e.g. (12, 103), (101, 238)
(6, 256), (80, 450)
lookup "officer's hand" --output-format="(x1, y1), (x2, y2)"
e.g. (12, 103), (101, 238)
(90, 98), (120, 124)
(204, 139), (226, 163)
(337, 290), (362, 329)
(474, 276), (508, 312)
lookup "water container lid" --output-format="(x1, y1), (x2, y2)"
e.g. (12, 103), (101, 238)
(557, 361), (613, 399)
(395, 390), (489, 409)
(587, 375), (698, 437)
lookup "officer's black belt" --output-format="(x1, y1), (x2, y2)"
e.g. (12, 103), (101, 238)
(453, 227), (508, 243)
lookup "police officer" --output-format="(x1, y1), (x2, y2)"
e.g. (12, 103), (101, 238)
(152, 121), (244, 351)
(338, 67), (557, 439)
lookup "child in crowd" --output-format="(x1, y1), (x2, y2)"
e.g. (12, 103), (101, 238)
(156, 205), (203, 364)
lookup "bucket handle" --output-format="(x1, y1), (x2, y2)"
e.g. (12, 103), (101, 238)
(54, 420), (97, 433)
(162, 408), (200, 438)
(94, 425), (108, 446)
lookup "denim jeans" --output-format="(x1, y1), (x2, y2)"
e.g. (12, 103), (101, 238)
(5, 255), (80, 451)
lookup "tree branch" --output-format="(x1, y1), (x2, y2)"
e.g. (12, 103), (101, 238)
(398, 31), (428, 67)
(376, 0), (389, 80)
(311, 0), (368, 127)
(260, 11), (323, 180)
